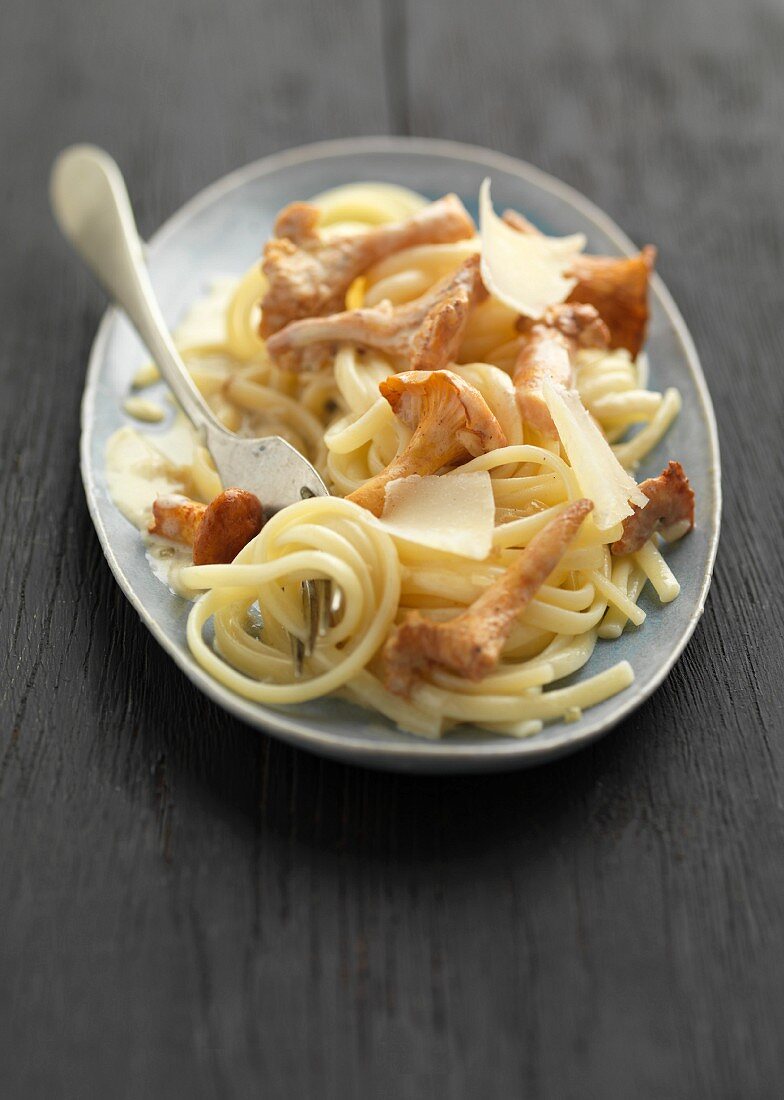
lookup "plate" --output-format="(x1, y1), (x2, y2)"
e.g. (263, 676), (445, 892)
(81, 137), (721, 773)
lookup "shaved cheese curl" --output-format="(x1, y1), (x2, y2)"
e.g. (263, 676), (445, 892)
(479, 178), (585, 319)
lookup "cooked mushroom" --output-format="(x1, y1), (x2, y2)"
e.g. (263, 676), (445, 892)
(260, 194), (475, 337)
(611, 460), (694, 556)
(346, 369), (507, 517)
(514, 303), (609, 436)
(265, 254), (487, 372)
(383, 498), (594, 696)
(503, 209), (656, 357)
(149, 488), (265, 565)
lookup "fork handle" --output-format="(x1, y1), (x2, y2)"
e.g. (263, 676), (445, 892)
(50, 144), (226, 439)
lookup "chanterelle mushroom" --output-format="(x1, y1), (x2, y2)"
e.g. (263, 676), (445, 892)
(383, 498), (594, 696)
(346, 369), (507, 517)
(149, 488), (264, 565)
(611, 461), (694, 556)
(265, 254), (487, 373)
(503, 209), (656, 358)
(514, 303), (609, 436)
(260, 194), (475, 336)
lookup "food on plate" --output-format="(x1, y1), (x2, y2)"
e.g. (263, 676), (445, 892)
(383, 498), (594, 695)
(502, 207), (656, 357)
(346, 368), (506, 516)
(611, 461), (695, 556)
(150, 488), (264, 565)
(266, 254), (486, 373)
(513, 303), (609, 436)
(106, 179), (694, 739)
(260, 193), (474, 335)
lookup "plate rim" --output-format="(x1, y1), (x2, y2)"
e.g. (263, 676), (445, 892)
(80, 135), (722, 772)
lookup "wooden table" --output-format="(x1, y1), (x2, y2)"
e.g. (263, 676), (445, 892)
(2, 1), (782, 1095)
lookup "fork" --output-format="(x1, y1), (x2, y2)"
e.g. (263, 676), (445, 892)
(50, 144), (331, 671)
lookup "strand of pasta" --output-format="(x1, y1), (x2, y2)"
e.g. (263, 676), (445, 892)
(121, 181), (687, 739)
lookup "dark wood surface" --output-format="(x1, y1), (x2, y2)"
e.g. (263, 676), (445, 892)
(2, 1), (782, 1096)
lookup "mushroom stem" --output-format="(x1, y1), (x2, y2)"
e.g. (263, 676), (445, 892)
(383, 498), (594, 696)
(266, 254), (486, 373)
(514, 304), (608, 436)
(149, 495), (206, 545)
(346, 419), (466, 518)
(611, 461), (694, 556)
(346, 369), (507, 517)
(261, 194), (476, 337)
(149, 488), (264, 565)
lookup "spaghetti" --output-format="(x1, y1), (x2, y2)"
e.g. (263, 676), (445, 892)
(109, 181), (691, 739)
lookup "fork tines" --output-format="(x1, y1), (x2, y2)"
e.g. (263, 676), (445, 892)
(293, 487), (333, 675)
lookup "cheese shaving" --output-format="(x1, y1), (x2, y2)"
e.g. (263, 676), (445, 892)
(106, 427), (186, 528)
(479, 178), (585, 319)
(543, 383), (647, 531)
(378, 471), (495, 560)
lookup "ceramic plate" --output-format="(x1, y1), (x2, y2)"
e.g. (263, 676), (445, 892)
(81, 137), (721, 773)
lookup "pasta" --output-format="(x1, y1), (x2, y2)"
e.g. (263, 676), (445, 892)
(108, 181), (694, 740)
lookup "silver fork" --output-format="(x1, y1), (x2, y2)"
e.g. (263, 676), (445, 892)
(50, 144), (331, 671)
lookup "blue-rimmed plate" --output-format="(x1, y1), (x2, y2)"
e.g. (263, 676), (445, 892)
(81, 137), (721, 773)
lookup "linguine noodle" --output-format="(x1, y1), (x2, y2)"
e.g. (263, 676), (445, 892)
(109, 182), (687, 739)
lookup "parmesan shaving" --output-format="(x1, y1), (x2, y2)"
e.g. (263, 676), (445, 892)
(543, 383), (647, 531)
(378, 472), (495, 560)
(105, 427), (186, 528)
(479, 178), (585, 319)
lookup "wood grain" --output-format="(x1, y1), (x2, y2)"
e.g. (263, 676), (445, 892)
(2, 0), (783, 1096)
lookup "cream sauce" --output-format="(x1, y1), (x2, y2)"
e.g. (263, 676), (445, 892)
(106, 417), (202, 594)
(106, 426), (187, 528)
